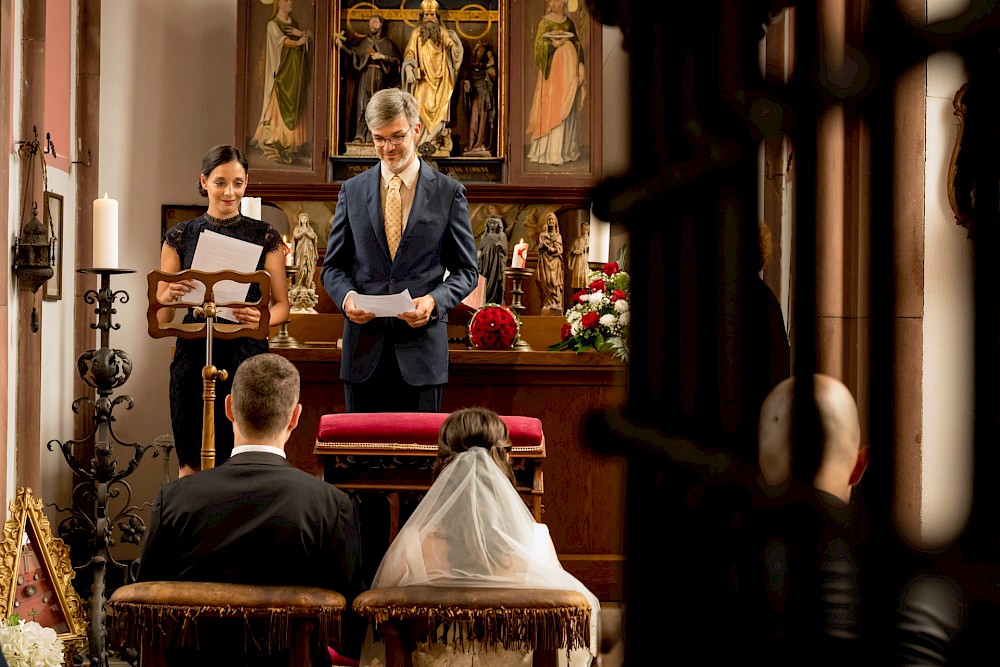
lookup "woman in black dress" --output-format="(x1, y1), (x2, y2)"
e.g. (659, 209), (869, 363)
(156, 145), (290, 476)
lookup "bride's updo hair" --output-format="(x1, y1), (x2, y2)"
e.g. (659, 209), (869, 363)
(433, 407), (517, 485)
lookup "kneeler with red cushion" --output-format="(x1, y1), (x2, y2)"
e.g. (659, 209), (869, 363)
(314, 412), (546, 539)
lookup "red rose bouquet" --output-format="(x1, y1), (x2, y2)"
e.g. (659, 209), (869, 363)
(468, 304), (521, 350)
(547, 262), (630, 361)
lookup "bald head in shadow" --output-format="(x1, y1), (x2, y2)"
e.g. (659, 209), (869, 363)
(758, 374), (865, 504)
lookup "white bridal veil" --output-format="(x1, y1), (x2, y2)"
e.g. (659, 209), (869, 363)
(363, 447), (599, 667)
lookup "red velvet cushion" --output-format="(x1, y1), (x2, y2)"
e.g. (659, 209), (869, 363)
(317, 412), (544, 449)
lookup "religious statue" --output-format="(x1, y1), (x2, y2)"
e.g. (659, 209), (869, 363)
(536, 212), (565, 313)
(568, 219), (590, 289)
(477, 206), (508, 305)
(290, 211), (319, 313)
(335, 14), (401, 144)
(462, 41), (498, 157)
(526, 0), (586, 166)
(402, 0), (464, 156)
(251, 0), (313, 164)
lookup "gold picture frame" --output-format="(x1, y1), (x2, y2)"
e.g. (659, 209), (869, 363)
(0, 487), (88, 655)
(42, 192), (64, 302)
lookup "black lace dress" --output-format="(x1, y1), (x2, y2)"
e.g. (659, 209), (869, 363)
(163, 214), (283, 469)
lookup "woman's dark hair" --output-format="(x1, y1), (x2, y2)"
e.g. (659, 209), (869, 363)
(198, 145), (249, 197)
(433, 407), (517, 486)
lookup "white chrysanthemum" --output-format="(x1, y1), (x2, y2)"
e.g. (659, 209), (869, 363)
(567, 309), (582, 323)
(614, 299), (629, 313)
(599, 314), (617, 328)
(0, 621), (64, 667)
(619, 312), (630, 327)
(571, 320), (582, 336)
(587, 291), (605, 304)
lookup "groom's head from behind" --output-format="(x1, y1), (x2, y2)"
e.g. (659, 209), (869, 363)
(226, 353), (302, 448)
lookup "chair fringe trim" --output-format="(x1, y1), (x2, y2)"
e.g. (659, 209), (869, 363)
(109, 603), (341, 653)
(365, 604), (590, 653)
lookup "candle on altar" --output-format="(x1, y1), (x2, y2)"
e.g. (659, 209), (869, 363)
(283, 235), (293, 266)
(511, 238), (528, 268)
(93, 193), (119, 268)
(240, 196), (262, 220)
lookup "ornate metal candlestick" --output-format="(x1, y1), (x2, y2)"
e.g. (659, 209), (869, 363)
(503, 266), (534, 351)
(48, 268), (159, 667)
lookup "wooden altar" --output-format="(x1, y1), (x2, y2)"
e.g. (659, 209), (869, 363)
(273, 321), (627, 602)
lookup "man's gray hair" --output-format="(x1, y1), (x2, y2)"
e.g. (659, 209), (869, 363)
(365, 88), (420, 132)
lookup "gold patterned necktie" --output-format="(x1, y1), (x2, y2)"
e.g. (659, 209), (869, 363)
(385, 175), (403, 260)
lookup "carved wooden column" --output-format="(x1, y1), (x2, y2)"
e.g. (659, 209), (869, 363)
(74, 0), (101, 443)
(0, 0), (14, 502)
(15, 0), (46, 490)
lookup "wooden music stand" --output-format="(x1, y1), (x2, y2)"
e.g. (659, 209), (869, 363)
(146, 269), (271, 471)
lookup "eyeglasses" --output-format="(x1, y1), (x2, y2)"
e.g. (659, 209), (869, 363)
(372, 128), (411, 147)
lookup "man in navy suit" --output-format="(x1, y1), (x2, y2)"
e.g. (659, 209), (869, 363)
(136, 354), (365, 658)
(322, 88), (478, 413)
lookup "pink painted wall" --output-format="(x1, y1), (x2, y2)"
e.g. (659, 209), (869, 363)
(45, 0), (70, 172)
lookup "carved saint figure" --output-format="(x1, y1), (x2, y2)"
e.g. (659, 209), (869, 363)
(335, 14), (401, 143)
(525, 0), (586, 166)
(251, 0), (313, 164)
(292, 211), (318, 289)
(402, 0), (464, 155)
(462, 42), (498, 156)
(568, 219), (590, 289)
(536, 212), (565, 312)
(477, 206), (508, 305)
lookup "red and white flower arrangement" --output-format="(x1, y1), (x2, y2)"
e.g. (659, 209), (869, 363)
(548, 262), (630, 361)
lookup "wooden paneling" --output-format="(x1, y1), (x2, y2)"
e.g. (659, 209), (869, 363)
(275, 345), (627, 601)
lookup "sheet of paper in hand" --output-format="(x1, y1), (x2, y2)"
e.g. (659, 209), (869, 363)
(182, 230), (264, 322)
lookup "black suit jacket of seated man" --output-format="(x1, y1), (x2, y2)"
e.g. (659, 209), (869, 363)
(136, 449), (365, 663)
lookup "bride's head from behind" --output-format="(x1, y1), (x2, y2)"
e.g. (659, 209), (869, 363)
(433, 407), (517, 486)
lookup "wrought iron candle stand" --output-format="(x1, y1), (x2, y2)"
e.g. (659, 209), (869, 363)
(48, 268), (159, 667)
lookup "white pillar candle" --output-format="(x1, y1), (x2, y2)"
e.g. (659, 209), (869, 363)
(511, 238), (528, 268)
(93, 193), (119, 268)
(240, 196), (262, 220)
(588, 208), (611, 264)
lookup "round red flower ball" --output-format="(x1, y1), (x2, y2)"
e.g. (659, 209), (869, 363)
(603, 262), (620, 276)
(560, 323), (572, 340)
(589, 278), (606, 292)
(611, 289), (627, 303)
(581, 312), (600, 329)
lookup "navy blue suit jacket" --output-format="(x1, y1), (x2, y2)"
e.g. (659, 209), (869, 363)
(321, 160), (478, 386)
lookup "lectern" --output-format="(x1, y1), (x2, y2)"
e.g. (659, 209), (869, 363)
(146, 269), (271, 470)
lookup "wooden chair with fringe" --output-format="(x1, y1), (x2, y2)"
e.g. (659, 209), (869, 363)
(352, 585), (592, 667)
(109, 581), (346, 666)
